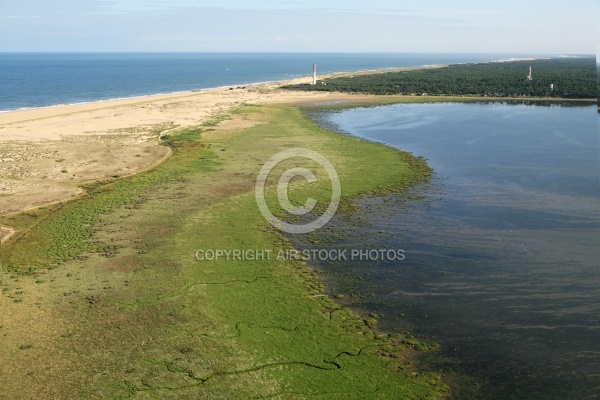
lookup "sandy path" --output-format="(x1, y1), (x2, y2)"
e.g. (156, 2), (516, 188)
(0, 226), (15, 244)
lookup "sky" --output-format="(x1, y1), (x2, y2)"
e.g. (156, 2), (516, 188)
(0, 0), (596, 54)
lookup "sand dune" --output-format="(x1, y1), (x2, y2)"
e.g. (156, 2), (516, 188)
(0, 76), (361, 217)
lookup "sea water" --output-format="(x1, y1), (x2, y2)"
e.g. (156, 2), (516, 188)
(0, 52), (551, 112)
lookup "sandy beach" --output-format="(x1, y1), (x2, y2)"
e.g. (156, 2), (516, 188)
(0, 74), (376, 220)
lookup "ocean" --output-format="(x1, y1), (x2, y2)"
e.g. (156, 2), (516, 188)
(0, 52), (555, 112)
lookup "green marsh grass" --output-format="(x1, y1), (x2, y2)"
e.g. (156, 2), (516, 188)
(0, 105), (446, 399)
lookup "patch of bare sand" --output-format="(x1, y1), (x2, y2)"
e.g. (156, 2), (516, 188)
(0, 226), (15, 243)
(0, 137), (170, 214)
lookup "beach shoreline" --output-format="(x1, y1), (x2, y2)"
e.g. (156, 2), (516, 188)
(2, 52), (571, 115)
(0, 64), (450, 123)
(0, 63), (451, 115)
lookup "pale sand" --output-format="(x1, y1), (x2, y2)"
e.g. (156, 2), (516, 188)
(0, 74), (379, 223)
(0, 226), (15, 244)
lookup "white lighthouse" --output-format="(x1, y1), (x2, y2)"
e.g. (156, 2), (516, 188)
(311, 64), (317, 85)
(526, 65), (533, 81)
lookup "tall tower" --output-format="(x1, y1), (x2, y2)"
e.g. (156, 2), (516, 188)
(526, 65), (533, 81)
(312, 64), (317, 85)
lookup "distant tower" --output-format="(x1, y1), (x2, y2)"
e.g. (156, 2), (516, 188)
(550, 83), (554, 90)
(312, 64), (317, 85)
(526, 65), (533, 81)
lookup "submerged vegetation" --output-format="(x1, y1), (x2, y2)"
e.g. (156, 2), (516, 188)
(284, 58), (597, 99)
(0, 105), (446, 398)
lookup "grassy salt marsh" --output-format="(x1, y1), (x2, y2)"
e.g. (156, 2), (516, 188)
(0, 104), (445, 399)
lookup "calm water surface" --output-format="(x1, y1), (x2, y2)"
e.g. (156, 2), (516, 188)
(300, 103), (600, 399)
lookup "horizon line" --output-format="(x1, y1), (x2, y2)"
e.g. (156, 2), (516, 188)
(0, 51), (595, 56)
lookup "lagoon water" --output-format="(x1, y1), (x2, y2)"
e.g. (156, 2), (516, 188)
(304, 103), (600, 399)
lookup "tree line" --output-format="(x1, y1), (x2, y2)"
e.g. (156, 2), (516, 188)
(284, 58), (597, 99)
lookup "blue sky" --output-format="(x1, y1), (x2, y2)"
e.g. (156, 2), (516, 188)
(0, 0), (595, 53)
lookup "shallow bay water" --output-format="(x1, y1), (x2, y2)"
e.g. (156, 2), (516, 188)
(298, 103), (600, 399)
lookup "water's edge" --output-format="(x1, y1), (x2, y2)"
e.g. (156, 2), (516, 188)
(293, 102), (600, 400)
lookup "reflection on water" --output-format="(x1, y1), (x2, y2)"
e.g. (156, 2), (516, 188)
(299, 103), (600, 399)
